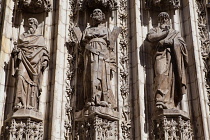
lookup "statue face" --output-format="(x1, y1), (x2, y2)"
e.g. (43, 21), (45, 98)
(28, 19), (37, 34)
(92, 9), (104, 22)
(159, 15), (170, 29)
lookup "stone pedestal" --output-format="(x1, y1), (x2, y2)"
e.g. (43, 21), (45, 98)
(74, 106), (119, 140)
(152, 109), (193, 140)
(5, 109), (44, 140)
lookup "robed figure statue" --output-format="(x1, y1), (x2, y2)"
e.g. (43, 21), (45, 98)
(73, 9), (121, 109)
(12, 18), (49, 111)
(147, 12), (188, 109)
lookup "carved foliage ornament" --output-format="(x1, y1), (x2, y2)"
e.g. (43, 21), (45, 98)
(64, 0), (78, 139)
(118, 0), (132, 139)
(17, 0), (52, 13)
(196, 0), (210, 111)
(7, 119), (43, 140)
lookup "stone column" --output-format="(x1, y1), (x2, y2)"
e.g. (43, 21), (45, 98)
(152, 109), (193, 140)
(74, 107), (119, 140)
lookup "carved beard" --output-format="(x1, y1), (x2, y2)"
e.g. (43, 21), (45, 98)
(92, 15), (103, 24)
(28, 27), (36, 34)
(160, 23), (170, 30)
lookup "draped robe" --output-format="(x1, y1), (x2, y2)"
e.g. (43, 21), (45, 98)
(147, 27), (188, 109)
(82, 25), (116, 108)
(12, 33), (49, 110)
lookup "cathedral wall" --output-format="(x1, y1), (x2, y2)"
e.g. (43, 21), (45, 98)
(0, 0), (210, 139)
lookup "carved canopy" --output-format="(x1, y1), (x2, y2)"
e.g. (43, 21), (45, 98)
(18, 0), (52, 13)
(80, 0), (118, 11)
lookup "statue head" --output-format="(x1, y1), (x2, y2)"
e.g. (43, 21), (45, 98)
(28, 18), (38, 34)
(90, 9), (105, 25)
(158, 12), (170, 29)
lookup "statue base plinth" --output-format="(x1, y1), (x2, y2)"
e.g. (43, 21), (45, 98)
(75, 106), (119, 140)
(5, 109), (43, 140)
(152, 109), (193, 140)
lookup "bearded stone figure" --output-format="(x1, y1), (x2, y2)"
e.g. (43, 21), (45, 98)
(147, 12), (188, 109)
(81, 9), (117, 108)
(12, 18), (49, 111)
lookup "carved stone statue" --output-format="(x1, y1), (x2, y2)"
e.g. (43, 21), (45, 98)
(147, 12), (188, 109)
(12, 18), (49, 111)
(73, 9), (121, 109)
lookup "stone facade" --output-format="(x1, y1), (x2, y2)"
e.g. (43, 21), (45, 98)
(0, 0), (209, 140)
